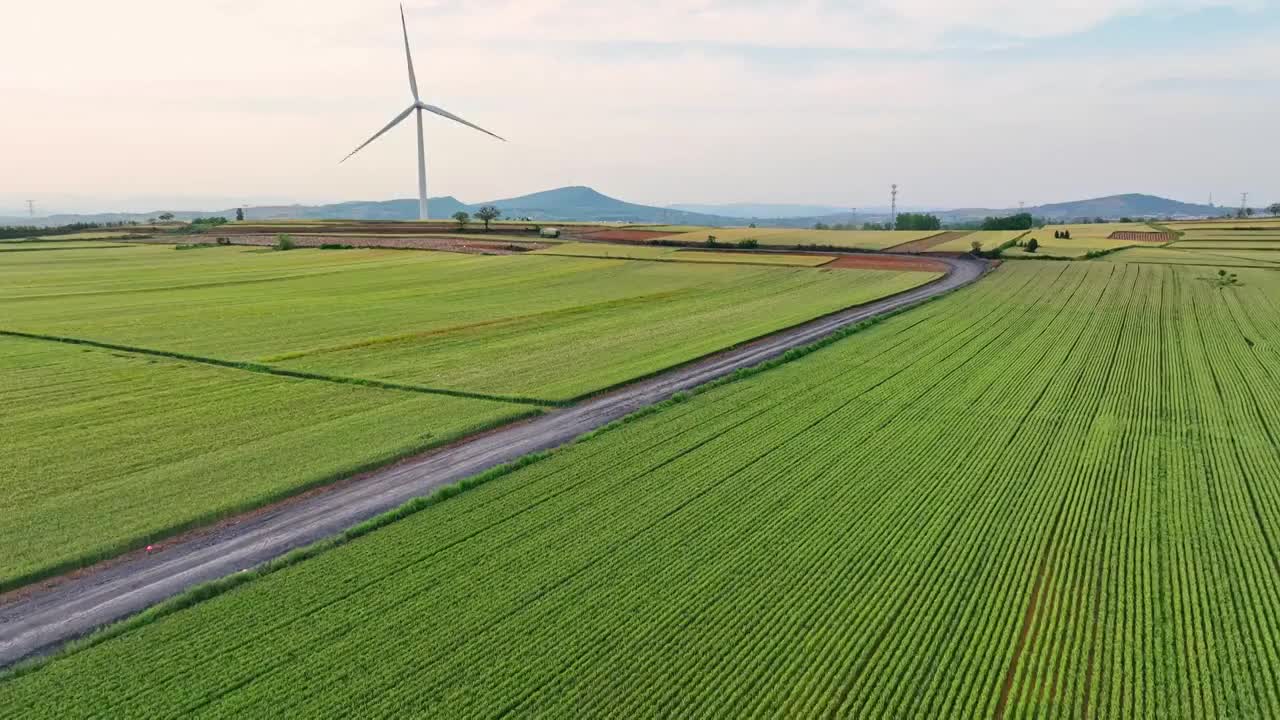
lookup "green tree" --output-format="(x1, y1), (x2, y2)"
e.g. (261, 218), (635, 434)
(1025, 237), (1039, 253)
(452, 211), (470, 230)
(981, 212), (1034, 231)
(235, 208), (244, 221)
(475, 205), (500, 231)
(158, 212), (174, 222)
(894, 213), (942, 231)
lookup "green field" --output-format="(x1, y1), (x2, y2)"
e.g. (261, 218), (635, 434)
(1175, 241), (1280, 250)
(1167, 218), (1280, 231)
(0, 243), (936, 586)
(1, 245), (937, 400)
(1101, 246), (1280, 268)
(1003, 238), (1138, 259)
(1038, 222), (1158, 236)
(927, 230), (1025, 253)
(9, 262), (1280, 716)
(660, 227), (943, 250)
(0, 335), (532, 590)
(0, 241), (137, 252)
(534, 241), (835, 266)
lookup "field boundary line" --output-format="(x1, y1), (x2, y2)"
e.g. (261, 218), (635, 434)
(0, 329), (559, 408)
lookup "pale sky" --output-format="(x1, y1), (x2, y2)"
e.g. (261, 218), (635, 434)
(1, 0), (1277, 215)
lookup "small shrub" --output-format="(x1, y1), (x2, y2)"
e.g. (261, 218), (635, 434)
(970, 240), (983, 254)
(274, 233), (295, 251)
(318, 243), (353, 250)
(1212, 269), (1242, 288)
(736, 238), (759, 249)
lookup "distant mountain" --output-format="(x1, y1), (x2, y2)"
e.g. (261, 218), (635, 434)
(486, 186), (730, 224)
(930, 194), (1222, 223)
(0, 189), (1228, 228)
(1025, 194), (1221, 221)
(667, 202), (851, 219)
(0, 187), (736, 227)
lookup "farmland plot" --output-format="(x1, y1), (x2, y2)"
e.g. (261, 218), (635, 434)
(658, 228), (944, 250)
(928, 230), (1025, 253)
(0, 336), (530, 590)
(534, 242), (834, 266)
(1101, 246), (1280, 269)
(10, 263), (1280, 717)
(1, 245), (937, 401)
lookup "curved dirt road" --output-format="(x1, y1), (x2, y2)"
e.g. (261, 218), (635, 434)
(0, 254), (988, 668)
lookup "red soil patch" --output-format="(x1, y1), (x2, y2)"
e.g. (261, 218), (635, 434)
(580, 229), (676, 242)
(886, 231), (969, 253)
(822, 254), (950, 273)
(1108, 231), (1174, 243)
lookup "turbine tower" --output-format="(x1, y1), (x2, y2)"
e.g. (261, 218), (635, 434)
(341, 5), (505, 220)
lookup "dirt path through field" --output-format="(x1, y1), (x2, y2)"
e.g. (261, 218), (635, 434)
(0, 254), (989, 669)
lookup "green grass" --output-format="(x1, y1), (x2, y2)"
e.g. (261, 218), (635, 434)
(1, 244), (937, 401)
(9, 263), (1280, 716)
(0, 336), (533, 591)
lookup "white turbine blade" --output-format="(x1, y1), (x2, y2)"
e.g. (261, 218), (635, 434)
(400, 4), (420, 102)
(340, 105), (416, 163)
(420, 103), (506, 141)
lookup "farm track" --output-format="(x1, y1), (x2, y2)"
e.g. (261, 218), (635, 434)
(0, 254), (988, 669)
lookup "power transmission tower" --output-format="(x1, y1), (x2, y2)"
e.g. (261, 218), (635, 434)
(890, 185), (898, 230)
(26, 200), (35, 217)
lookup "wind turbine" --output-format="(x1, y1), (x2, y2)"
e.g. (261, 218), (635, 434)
(340, 4), (505, 220)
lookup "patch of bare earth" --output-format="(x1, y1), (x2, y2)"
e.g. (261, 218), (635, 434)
(823, 254), (950, 273)
(1108, 231), (1174, 242)
(994, 542), (1054, 720)
(886, 231), (969, 253)
(579, 229), (676, 242)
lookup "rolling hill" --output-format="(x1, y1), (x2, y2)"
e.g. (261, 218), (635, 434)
(1, 190), (1231, 228)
